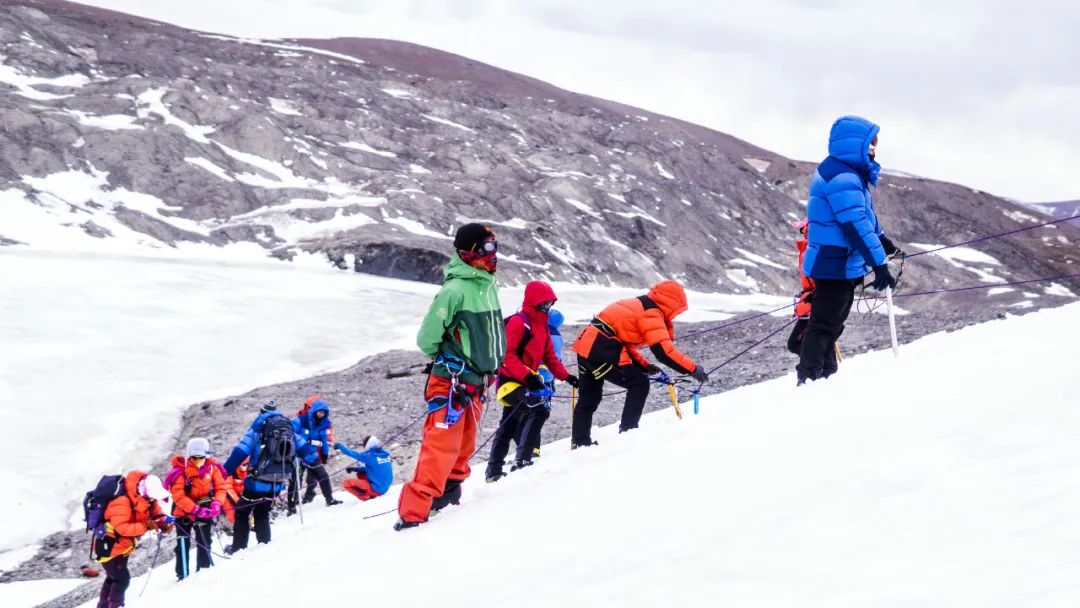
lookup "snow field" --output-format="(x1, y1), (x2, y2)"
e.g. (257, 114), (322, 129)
(72, 302), (1080, 608)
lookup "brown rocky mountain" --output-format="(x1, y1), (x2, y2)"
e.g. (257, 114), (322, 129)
(2, 0), (1078, 301)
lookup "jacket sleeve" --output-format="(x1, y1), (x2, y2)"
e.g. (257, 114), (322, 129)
(541, 332), (570, 380)
(625, 345), (651, 369)
(337, 444), (366, 462)
(107, 499), (148, 539)
(640, 311), (696, 374)
(500, 315), (532, 381)
(170, 474), (198, 517)
(223, 431), (254, 477)
(826, 175), (886, 267)
(416, 285), (464, 358)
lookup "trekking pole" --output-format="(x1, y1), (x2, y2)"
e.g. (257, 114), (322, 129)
(293, 461), (305, 525)
(885, 286), (899, 357)
(138, 531), (164, 597)
(692, 389), (700, 416)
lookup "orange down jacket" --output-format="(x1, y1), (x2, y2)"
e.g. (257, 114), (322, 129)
(102, 470), (167, 560)
(573, 279), (697, 374)
(794, 222), (815, 318)
(167, 455), (228, 519)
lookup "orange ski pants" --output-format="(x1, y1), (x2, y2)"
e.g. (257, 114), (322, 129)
(397, 374), (483, 523)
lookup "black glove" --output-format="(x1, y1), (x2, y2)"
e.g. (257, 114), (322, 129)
(642, 364), (661, 376)
(691, 365), (709, 383)
(870, 265), (897, 290)
(345, 466), (361, 475)
(422, 361), (433, 374)
(563, 374), (579, 388)
(525, 373), (545, 391)
(879, 234), (905, 258)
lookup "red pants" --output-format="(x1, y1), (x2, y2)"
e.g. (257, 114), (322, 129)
(344, 472), (381, 501)
(398, 374), (483, 523)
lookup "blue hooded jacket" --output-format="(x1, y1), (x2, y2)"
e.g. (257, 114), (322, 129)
(335, 443), (394, 495)
(539, 309), (565, 386)
(292, 400), (332, 460)
(802, 116), (888, 280)
(224, 411), (316, 493)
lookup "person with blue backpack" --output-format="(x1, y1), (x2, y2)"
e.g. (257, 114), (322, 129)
(485, 281), (577, 482)
(520, 307), (566, 462)
(223, 400), (317, 551)
(287, 397), (343, 511)
(335, 435), (394, 501)
(797, 116), (902, 385)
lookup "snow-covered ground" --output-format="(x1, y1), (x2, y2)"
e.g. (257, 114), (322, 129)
(45, 301), (1080, 608)
(0, 249), (787, 564)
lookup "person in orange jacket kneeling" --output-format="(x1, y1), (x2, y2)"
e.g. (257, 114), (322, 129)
(96, 471), (173, 608)
(166, 437), (227, 580)
(571, 279), (707, 447)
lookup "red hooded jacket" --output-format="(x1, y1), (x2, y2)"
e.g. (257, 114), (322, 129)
(499, 281), (570, 383)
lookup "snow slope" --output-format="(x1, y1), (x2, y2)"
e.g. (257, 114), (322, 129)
(69, 302), (1080, 608)
(0, 250), (787, 560)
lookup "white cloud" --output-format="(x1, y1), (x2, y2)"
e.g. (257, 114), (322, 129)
(74, 1), (1080, 201)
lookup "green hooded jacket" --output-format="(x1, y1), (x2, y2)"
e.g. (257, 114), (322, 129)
(416, 253), (506, 385)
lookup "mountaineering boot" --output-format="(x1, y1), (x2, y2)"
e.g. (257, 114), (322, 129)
(510, 459), (533, 472)
(326, 497), (343, 507)
(286, 505), (297, 517)
(571, 440), (599, 450)
(486, 472), (505, 483)
(393, 518), (422, 531)
(431, 481), (462, 513)
(301, 493), (315, 505)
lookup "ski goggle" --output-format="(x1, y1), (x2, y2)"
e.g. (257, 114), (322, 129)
(537, 300), (556, 313)
(478, 240), (497, 253)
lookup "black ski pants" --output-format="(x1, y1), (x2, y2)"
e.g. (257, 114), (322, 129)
(485, 385), (546, 476)
(97, 555), (129, 608)
(573, 357), (651, 444)
(797, 278), (857, 381)
(174, 517), (213, 579)
(518, 399), (550, 460)
(232, 488), (274, 550)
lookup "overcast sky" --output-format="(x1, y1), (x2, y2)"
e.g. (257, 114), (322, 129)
(81, 0), (1080, 202)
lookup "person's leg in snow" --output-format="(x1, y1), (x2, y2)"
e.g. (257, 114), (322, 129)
(514, 393), (548, 464)
(98, 555), (129, 608)
(611, 365), (651, 432)
(194, 520), (213, 571)
(344, 471), (377, 501)
(174, 517), (193, 580)
(397, 374), (482, 528)
(485, 387), (527, 480)
(571, 357), (603, 447)
(797, 279), (857, 383)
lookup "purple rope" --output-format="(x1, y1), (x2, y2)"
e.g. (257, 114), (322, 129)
(907, 213), (1080, 258)
(705, 317), (798, 376)
(870, 271), (1080, 300)
(680, 303), (796, 340)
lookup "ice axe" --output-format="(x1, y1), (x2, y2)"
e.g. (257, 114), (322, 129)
(885, 286), (899, 357)
(652, 370), (683, 419)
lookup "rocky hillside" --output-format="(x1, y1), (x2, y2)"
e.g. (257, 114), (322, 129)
(2, 0), (1078, 295)
(1027, 200), (1080, 225)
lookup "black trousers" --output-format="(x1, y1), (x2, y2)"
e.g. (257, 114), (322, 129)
(288, 463), (333, 505)
(517, 400), (550, 461)
(97, 555), (129, 608)
(788, 318), (838, 375)
(797, 279), (857, 381)
(232, 488), (274, 550)
(573, 357), (651, 444)
(174, 517), (213, 579)
(485, 385), (545, 476)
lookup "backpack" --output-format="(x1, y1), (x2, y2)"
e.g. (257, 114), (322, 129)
(504, 311), (532, 359)
(251, 415), (296, 484)
(83, 474), (126, 561)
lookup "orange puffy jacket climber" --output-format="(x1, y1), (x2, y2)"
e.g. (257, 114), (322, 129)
(571, 280), (706, 445)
